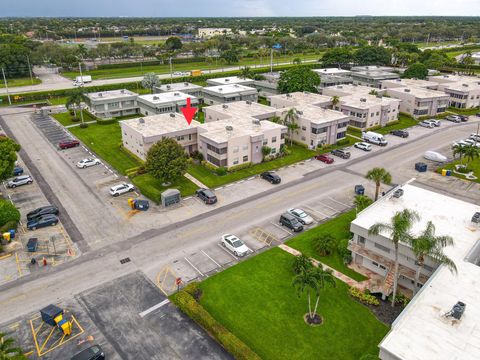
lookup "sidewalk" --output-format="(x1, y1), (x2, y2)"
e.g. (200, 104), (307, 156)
(184, 172), (208, 189)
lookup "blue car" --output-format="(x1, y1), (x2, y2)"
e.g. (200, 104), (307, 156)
(27, 214), (58, 230)
(13, 166), (23, 176)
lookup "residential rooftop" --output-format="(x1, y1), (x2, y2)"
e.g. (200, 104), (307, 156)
(340, 94), (390, 109)
(428, 74), (480, 84)
(442, 81), (480, 92)
(313, 68), (351, 75)
(206, 76), (255, 85)
(387, 86), (450, 99)
(354, 183), (480, 360)
(323, 84), (383, 96)
(281, 105), (348, 125)
(202, 84), (257, 95)
(351, 65), (396, 72)
(121, 113), (200, 137)
(155, 82), (203, 92)
(138, 91), (196, 104)
(205, 101), (277, 118)
(352, 70), (400, 80)
(269, 91), (332, 107)
(381, 78), (439, 89)
(85, 89), (138, 101)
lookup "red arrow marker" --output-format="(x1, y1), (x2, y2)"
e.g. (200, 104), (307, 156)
(181, 97), (198, 125)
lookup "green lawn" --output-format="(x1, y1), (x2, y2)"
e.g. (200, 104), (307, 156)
(69, 122), (140, 174)
(448, 107), (480, 116)
(187, 144), (316, 188)
(199, 247), (388, 360)
(438, 158), (480, 184)
(347, 114), (418, 138)
(0, 77), (41, 88)
(62, 53), (322, 80)
(131, 173), (198, 201)
(444, 47), (480, 58)
(52, 110), (97, 126)
(287, 210), (367, 282)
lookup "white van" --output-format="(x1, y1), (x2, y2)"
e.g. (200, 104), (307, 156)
(362, 131), (388, 146)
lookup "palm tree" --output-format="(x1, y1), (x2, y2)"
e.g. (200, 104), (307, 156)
(369, 209), (420, 307)
(65, 89), (87, 125)
(331, 95), (340, 109)
(452, 144), (467, 165)
(292, 266), (336, 322)
(270, 115), (281, 124)
(292, 254), (312, 274)
(0, 333), (26, 359)
(354, 195), (373, 214)
(365, 167), (392, 201)
(284, 108), (299, 146)
(409, 221), (457, 296)
(369, 89), (379, 96)
(463, 145), (479, 168)
(240, 66), (253, 79)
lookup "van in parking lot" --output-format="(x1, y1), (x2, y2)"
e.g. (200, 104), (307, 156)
(362, 131), (387, 146)
(279, 213), (303, 232)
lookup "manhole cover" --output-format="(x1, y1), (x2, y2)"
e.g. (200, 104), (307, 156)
(120, 257), (131, 264)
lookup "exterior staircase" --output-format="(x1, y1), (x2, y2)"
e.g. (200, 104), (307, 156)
(381, 267), (395, 297)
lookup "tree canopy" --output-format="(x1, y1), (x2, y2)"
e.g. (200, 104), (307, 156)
(355, 46), (392, 66)
(278, 67), (320, 94)
(403, 62), (429, 79)
(141, 72), (160, 93)
(0, 137), (20, 181)
(165, 36), (183, 51)
(145, 138), (189, 184)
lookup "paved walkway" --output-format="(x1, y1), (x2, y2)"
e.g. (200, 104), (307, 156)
(65, 120), (96, 128)
(278, 244), (369, 290)
(184, 172), (208, 189)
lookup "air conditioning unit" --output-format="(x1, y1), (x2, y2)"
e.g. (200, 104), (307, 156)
(360, 98), (367, 102)
(222, 104), (228, 109)
(444, 301), (466, 320)
(174, 92), (180, 96)
(153, 96), (159, 100)
(138, 118), (145, 124)
(170, 113), (175, 118)
(225, 125), (233, 131)
(246, 100), (252, 105)
(393, 188), (404, 198)
(404, 89), (411, 92)
(166, 85), (171, 89)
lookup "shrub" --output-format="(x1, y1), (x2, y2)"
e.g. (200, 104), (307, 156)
(201, 160), (218, 172)
(96, 119), (117, 125)
(390, 293), (410, 307)
(190, 150), (204, 162)
(71, 117), (80, 122)
(313, 234), (336, 256)
(0, 200), (20, 230)
(349, 287), (380, 306)
(228, 162), (252, 172)
(0, 220), (19, 234)
(336, 138), (350, 146)
(215, 167), (227, 176)
(79, 123), (89, 128)
(170, 285), (261, 360)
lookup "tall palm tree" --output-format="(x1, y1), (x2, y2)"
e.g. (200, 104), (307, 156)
(452, 144), (467, 165)
(240, 66), (253, 79)
(409, 221), (457, 296)
(354, 195), (373, 214)
(463, 145), (479, 168)
(284, 108), (299, 146)
(0, 333), (26, 359)
(65, 89), (87, 125)
(331, 95), (340, 109)
(369, 209), (420, 307)
(292, 266), (336, 321)
(365, 167), (392, 201)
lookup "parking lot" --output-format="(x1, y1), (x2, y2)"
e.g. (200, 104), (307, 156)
(0, 271), (231, 359)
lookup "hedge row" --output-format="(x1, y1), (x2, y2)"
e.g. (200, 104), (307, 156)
(170, 283), (261, 360)
(96, 57), (208, 70)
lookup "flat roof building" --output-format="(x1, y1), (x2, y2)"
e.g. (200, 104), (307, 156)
(349, 183), (480, 360)
(351, 70), (400, 88)
(206, 76), (255, 87)
(154, 82), (203, 99)
(203, 101), (277, 122)
(137, 92), (199, 117)
(313, 68), (353, 88)
(321, 84), (385, 97)
(198, 28), (232, 38)
(435, 80), (480, 110)
(428, 74), (480, 85)
(202, 84), (258, 105)
(268, 91), (332, 109)
(385, 86), (449, 118)
(84, 89), (139, 119)
(381, 78), (439, 90)
(120, 113), (201, 160)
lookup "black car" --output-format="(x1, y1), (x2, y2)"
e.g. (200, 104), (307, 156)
(196, 188), (217, 204)
(390, 129), (409, 138)
(260, 171), (281, 184)
(71, 345), (105, 360)
(331, 149), (351, 159)
(27, 214), (58, 230)
(279, 213), (303, 232)
(27, 205), (59, 221)
(13, 166), (23, 176)
(458, 115), (469, 122)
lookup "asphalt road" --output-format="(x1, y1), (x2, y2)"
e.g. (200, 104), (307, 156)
(0, 113), (478, 324)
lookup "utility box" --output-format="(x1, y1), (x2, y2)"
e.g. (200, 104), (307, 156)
(40, 304), (63, 326)
(161, 189), (181, 207)
(415, 162), (427, 172)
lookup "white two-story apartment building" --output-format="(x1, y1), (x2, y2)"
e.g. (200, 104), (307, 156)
(84, 89), (139, 119)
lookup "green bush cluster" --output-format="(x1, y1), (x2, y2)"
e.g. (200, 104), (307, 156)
(0, 200), (20, 235)
(170, 283), (262, 360)
(349, 287), (380, 306)
(96, 119), (117, 125)
(390, 293), (410, 307)
(96, 57), (208, 70)
(201, 160), (218, 172)
(335, 138), (351, 146)
(227, 162), (252, 172)
(215, 167), (227, 176)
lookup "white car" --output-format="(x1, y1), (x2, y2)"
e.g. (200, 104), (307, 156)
(7, 175), (33, 188)
(424, 151), (447, 163)
(428, 119), (441, 127)
(287, 208), (314, 225)
(470, 133), (480, 142)
(354, 142), (372, 151)
(109, 183), (135, 197)
(76, 157), (101, 168)
(419, 120), (435, 128)
(221, 234), (251, 257)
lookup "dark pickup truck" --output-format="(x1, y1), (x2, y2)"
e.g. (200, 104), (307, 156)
(331, 149), (351, 159)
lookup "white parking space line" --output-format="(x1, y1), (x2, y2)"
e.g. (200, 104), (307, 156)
(184, 256), (205, 277)
(217, 243), (238, 260)
(270, 222), (293, 236)
(139, 299), (170, 318)
(319, 201), (339, 212)
(201, 250), (222, 268)
(327, 196), (351, 208)
(303, 205), (331, 219)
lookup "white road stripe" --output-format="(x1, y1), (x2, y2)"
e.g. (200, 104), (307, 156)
(217, 243), (238, 260)
(327, 196), (351, 208)
(184, 257), (205, 276)
(270, 222), (293, 236)
(201, 250), (222, 268)
(139, 299), (170, 318)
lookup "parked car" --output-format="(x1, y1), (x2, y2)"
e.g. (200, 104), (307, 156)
(27, 205), (59, 221)
(354, 142), (372, 152)
(279, 213), (304, 232)
(354, 184), (365, 195)
(13, 166), (23, 176)
(71, 345), (105, 360)
(7, 175), (33, 188)
(59, 139), (80, 149)
(221, 234), (251, 257)
(428, 119), (441, 127)
(330, 149), (351, 159)
(458, 115), (469, 122)
(287, 208), (314, 225)
(27, 214), (58, 230)
(109, 183), (135, 197)
(260, 171), (281, 184)
(424, 151), (447, 163)
(314, 154), (334, 164)
(196, 188), (217, 204)
(470, 133), (480, 142)
(390, 129), (409, 138)
(419, 120), (435, 128)
(476, 113), (480, 117)
(445, 115), (461, 123)
(76, 158), (101, 168)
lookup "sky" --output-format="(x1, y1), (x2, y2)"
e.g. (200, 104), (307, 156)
(2, 0), (480, 17)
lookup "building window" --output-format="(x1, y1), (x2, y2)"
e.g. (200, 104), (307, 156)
(374, 242), (391, 253)
(233, 158), (239, 165)
(302, 126), (307, 131)
(424, 264), (434, 272)
(336, 131), (346, 139)
(233, 146), (239, 153)
(337, 122), (348, 129)
(370, 113), (374, 117)
(263, 139), (268, 145)
(272, 137), (277, 143)
(271, 148), (276, 154)
(358, 236), (365, 244)
(242, 145), (248, 151)
(177, 135), (184, 141)
(312, 127), (327, 134)
(243, 155), (248, 162)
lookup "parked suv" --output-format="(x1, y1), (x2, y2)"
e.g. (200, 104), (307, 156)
(13, 166), (24, 176)
(390, 129), (409, 138)
(458, 115), (469, 122)
(279, 213), (304, 232)
(260, 171), (281, 184)
(419, 120), (435, 128)
(445, 115), (461, 123)
(7, 175), (33, 188)
(59, 139), (80, 149)
(27, 214), (58, 230)
(331, 149), (351, 159)
(71, 345), (105, 360)
(354, 142), (372, 152)
(27, 205), (59, 221)
(109, 183), (134, 197)
(196, 188), (217, 204)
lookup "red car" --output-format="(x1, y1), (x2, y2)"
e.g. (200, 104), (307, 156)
(314, 154), (334, 164)
(58, 139), (80, 149)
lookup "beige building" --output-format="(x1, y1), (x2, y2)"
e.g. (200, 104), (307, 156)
(206, 76), (255, 87)
(385, 86), (449, 118)
(197, 117), (287, 168)
(203, 101), (277, 122)
(84, 89), (139, 119)
(198, 28), (232, 38)
(154, 82), (203, 99)
(437, 81), (480, 109)
(137, 92), (199, 116)
(380, 78), (439, 90)
(321, 84), (385, 97)
(120, 113), (201, 160)
(202, 84), (258, 105)
(268, 91), (332, 109)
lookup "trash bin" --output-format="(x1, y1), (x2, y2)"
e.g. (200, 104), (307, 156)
(415, 162), (427, 172)
(446, 169), (452, 176)
(354, 185), (365, 195)
(40, 304), (63, 326)
(2, 232), (10, 242)
(128, 198), (136, 209)
(134, 199), (150, 211)
(27, 238), (38, 252)
(441, 169), (447, 176)
(9, 229), (15, 240)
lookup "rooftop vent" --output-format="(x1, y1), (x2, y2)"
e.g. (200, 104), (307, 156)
(286, 93), (292, 97)
(246, 100), (252, 105)
(218, 88), (223, 91)
(169, 113), (175, 118)
(337, 85), (343, 89)
(225, 78), (230, 82)
(153, 96), (159, 100)
(296, 110), (303, 115)
(404, 89), (411, 93)
(393, 188), (404, 198)
(471, 212), (480, 223)
(121, 89), (125, 93)
(443, 75), (449, 78)
(174, 92), (180, 96)
(252, 119), (261, 126)
(222, 104), (228, 109)
(234, 84), (239, 88)
(184, 82), (189, 85)
(98, 93), (103, 97)
(225, 125), (233, 131)
(166, 85), (171, 89)
(360, 98), (367, 102)
(462, 83), (469, 87)
(138, 118), (145, 124)
(444, 301), (466, 320)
